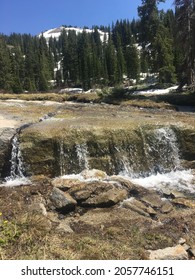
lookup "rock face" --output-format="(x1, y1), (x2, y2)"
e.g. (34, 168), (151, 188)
(0, 128), (15, 180)
(18, 121), (195, 178)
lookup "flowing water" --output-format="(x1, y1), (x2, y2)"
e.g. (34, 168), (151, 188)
(76, 143), (89, 170)
(4, 135), (31, 186)
(2, 127), (195, 193)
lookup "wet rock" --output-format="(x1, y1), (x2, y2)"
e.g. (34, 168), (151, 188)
(148, 245), (188, 260)
(51, 177), (83, 191)
(50, 187), (77, 213)
(162, 189), (185, 199)
(0, 127), (15, 179)
(172, 198), (195, 209)
(109, 176), (149, 197)
(80, 169), (107, 180)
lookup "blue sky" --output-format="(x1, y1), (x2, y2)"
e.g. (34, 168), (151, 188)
(1, 0), (174, 35)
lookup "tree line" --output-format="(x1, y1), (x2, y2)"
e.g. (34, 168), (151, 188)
(0, 0), (194, 93)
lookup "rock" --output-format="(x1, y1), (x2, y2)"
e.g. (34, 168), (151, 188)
(51, 177), (82, 191)
(80, 169), (107, 179)
(0, 127), (16, 179)
(55, 220), (74, 234)
(161, 200), (173, 213)
(109, 176), (149, 197)
(50, 187), (77, 213)
(69, 181), (128, 207)
(182, 243), (191, 251)
(122, 198), (150, 217)
(189, 246), (195, 257)
(140, 193), (163, 209)
(146, 206), (157, 216)
(162, 189), (185, 199)
(82, 188), (128, 207)
(172, 198), (195, 209)
(148, 245), (188, 260)
(178, 238), (186, 245)
(28, 202), (47, 216)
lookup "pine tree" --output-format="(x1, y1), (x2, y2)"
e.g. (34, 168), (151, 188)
(138, 0), (176, 83)
(78, 31), (91, 90)
(174, 0), (195, 88)
(10, 46), (24, 93)
(125, 44), (140, 81)
(0, 37), (13, 91)
(104, 35), (118, 85)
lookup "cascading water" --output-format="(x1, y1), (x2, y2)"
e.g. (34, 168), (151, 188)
(117, 127), (195, 194)
(115, 127), (181, 178)
(138, 127), (181, 175)
(8, 135), (25, 179)
(59, 140), (66, 176)
(5, 134), (30, 186)
(58, 140), (90, 176)
(76, 143), (89, 170)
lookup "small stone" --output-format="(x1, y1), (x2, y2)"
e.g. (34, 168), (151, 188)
(80, 169), (107, 180)
(146, 206), (157, 216)
(122, 198), (150, 217)
(29, 202), (47, 216)
(161, 201), (173, 214)
(141, 194), (162, 209)
(55, 220), (74, 234)
(51, 177), (81, 190)
(182, 244), (191, 251)
(178, 238), (186, 245)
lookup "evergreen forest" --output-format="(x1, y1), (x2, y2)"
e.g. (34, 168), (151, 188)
(0, 0), (194, 93)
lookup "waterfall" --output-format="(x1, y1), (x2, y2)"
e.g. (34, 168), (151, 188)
(59, 140), (66, 176)
(118, 127), (181, 177)
(4, 134), (31, 186)
(76, 143), (89, 170)
(8, 135), (25, 179)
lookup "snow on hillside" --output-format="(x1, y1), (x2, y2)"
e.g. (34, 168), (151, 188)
(135, 86), (178, 95)
(39, 26), (108, 42)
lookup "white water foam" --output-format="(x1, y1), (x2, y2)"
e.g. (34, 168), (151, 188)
(3, 177), (31, 187)
(128, 169), (195, 193)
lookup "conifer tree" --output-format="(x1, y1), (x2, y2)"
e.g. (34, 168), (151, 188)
(174, 0), (195, 88)
(0, 37), (12, 91)
(105, 35), (118, 85)
(138, 0), (176, 83)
